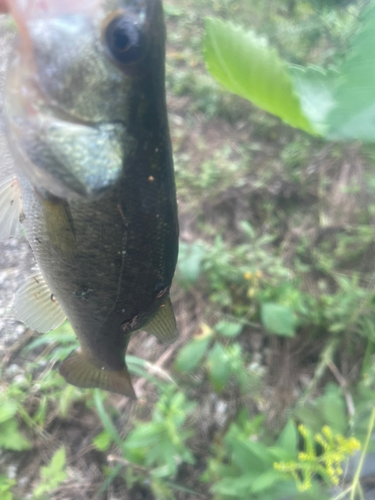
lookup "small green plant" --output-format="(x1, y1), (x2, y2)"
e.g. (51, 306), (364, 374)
(201, 418), (313, 500)
(32, 447), (67, 499)
(297, 383), (348, 435)
(174, 322), (260, 396)
(0, 475), (16, 500)
(93, 385), (196, 495)
(0, 391), (31, 451)
(274, 425), (360, 491)
(123, 386), (196, 478)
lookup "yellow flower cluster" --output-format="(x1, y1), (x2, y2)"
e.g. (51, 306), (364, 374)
(274, 461), (312, 491)
(244, 270), (263, 298)
(243, 270), (263, 281)
(274, 424), (360, 491)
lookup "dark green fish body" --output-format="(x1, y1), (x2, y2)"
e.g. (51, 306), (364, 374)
(1, 0), (179, 396)
(21, 77), (178, 367)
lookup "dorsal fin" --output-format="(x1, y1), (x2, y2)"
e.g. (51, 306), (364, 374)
(59, 349), (137, 398)
(143, 297), (178, 344)
(14, 271), (66, 332)
(0, 175), (23, 240)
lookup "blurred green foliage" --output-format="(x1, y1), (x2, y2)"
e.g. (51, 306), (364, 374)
(32, 448), (67, 499)
(204, 0), (375, 140)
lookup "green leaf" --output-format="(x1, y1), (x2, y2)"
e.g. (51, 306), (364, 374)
(261, 303), (297, 337)
(0, 420), (31, 451)
(276, 419), (298, 458)
(46, 447), (66, 476)
(290, 65), (337, 136)
(226, 426), (269, 473)
(0, 475), (16, 500)
(175, 337), (210, 373)
(93, 431), (112, 451)
(294, 407), (325, 434)
(251, 469), (284, 494)
(177, 243), (206, 284)
(327, 3), (375, 140)
(124, 422), (166, 449)
(215, 320), (243, 337)
(0, 401), (18, 424)
(25, 321), (78, 351)
(58, 385), (78, 418)
(213, 474), (258, 497)
(206, 343), (232, 393)
(94, 390), (123, 449)
(204, 17), (316, 134)
(320, 383), (348, 434)
(34, 447), (67, 498)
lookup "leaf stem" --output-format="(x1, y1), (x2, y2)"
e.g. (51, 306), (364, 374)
(330, 486), (353, 500)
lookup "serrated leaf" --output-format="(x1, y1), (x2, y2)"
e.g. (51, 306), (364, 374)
(175, 337), (210, 373)
(206, 343), (232, 392)
(204, 17), (316, 134)
(261, 303), (297, 337)
(215, 320), (243, 337)
(327, 3), (375, 140)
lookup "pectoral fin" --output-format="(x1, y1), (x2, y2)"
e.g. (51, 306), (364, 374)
(0, 175), (23, 241)
(144, 297), (178, 343)
(14, 272), (66, 332)
(59, 350), (136, 398)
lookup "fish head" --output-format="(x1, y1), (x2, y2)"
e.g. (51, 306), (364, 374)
(4, 0), (166, 199)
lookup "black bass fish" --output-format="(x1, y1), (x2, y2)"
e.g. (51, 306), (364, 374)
(0, 0), (179, 397)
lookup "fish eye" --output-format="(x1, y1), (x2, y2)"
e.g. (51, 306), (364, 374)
(105, 15), (146, 65)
